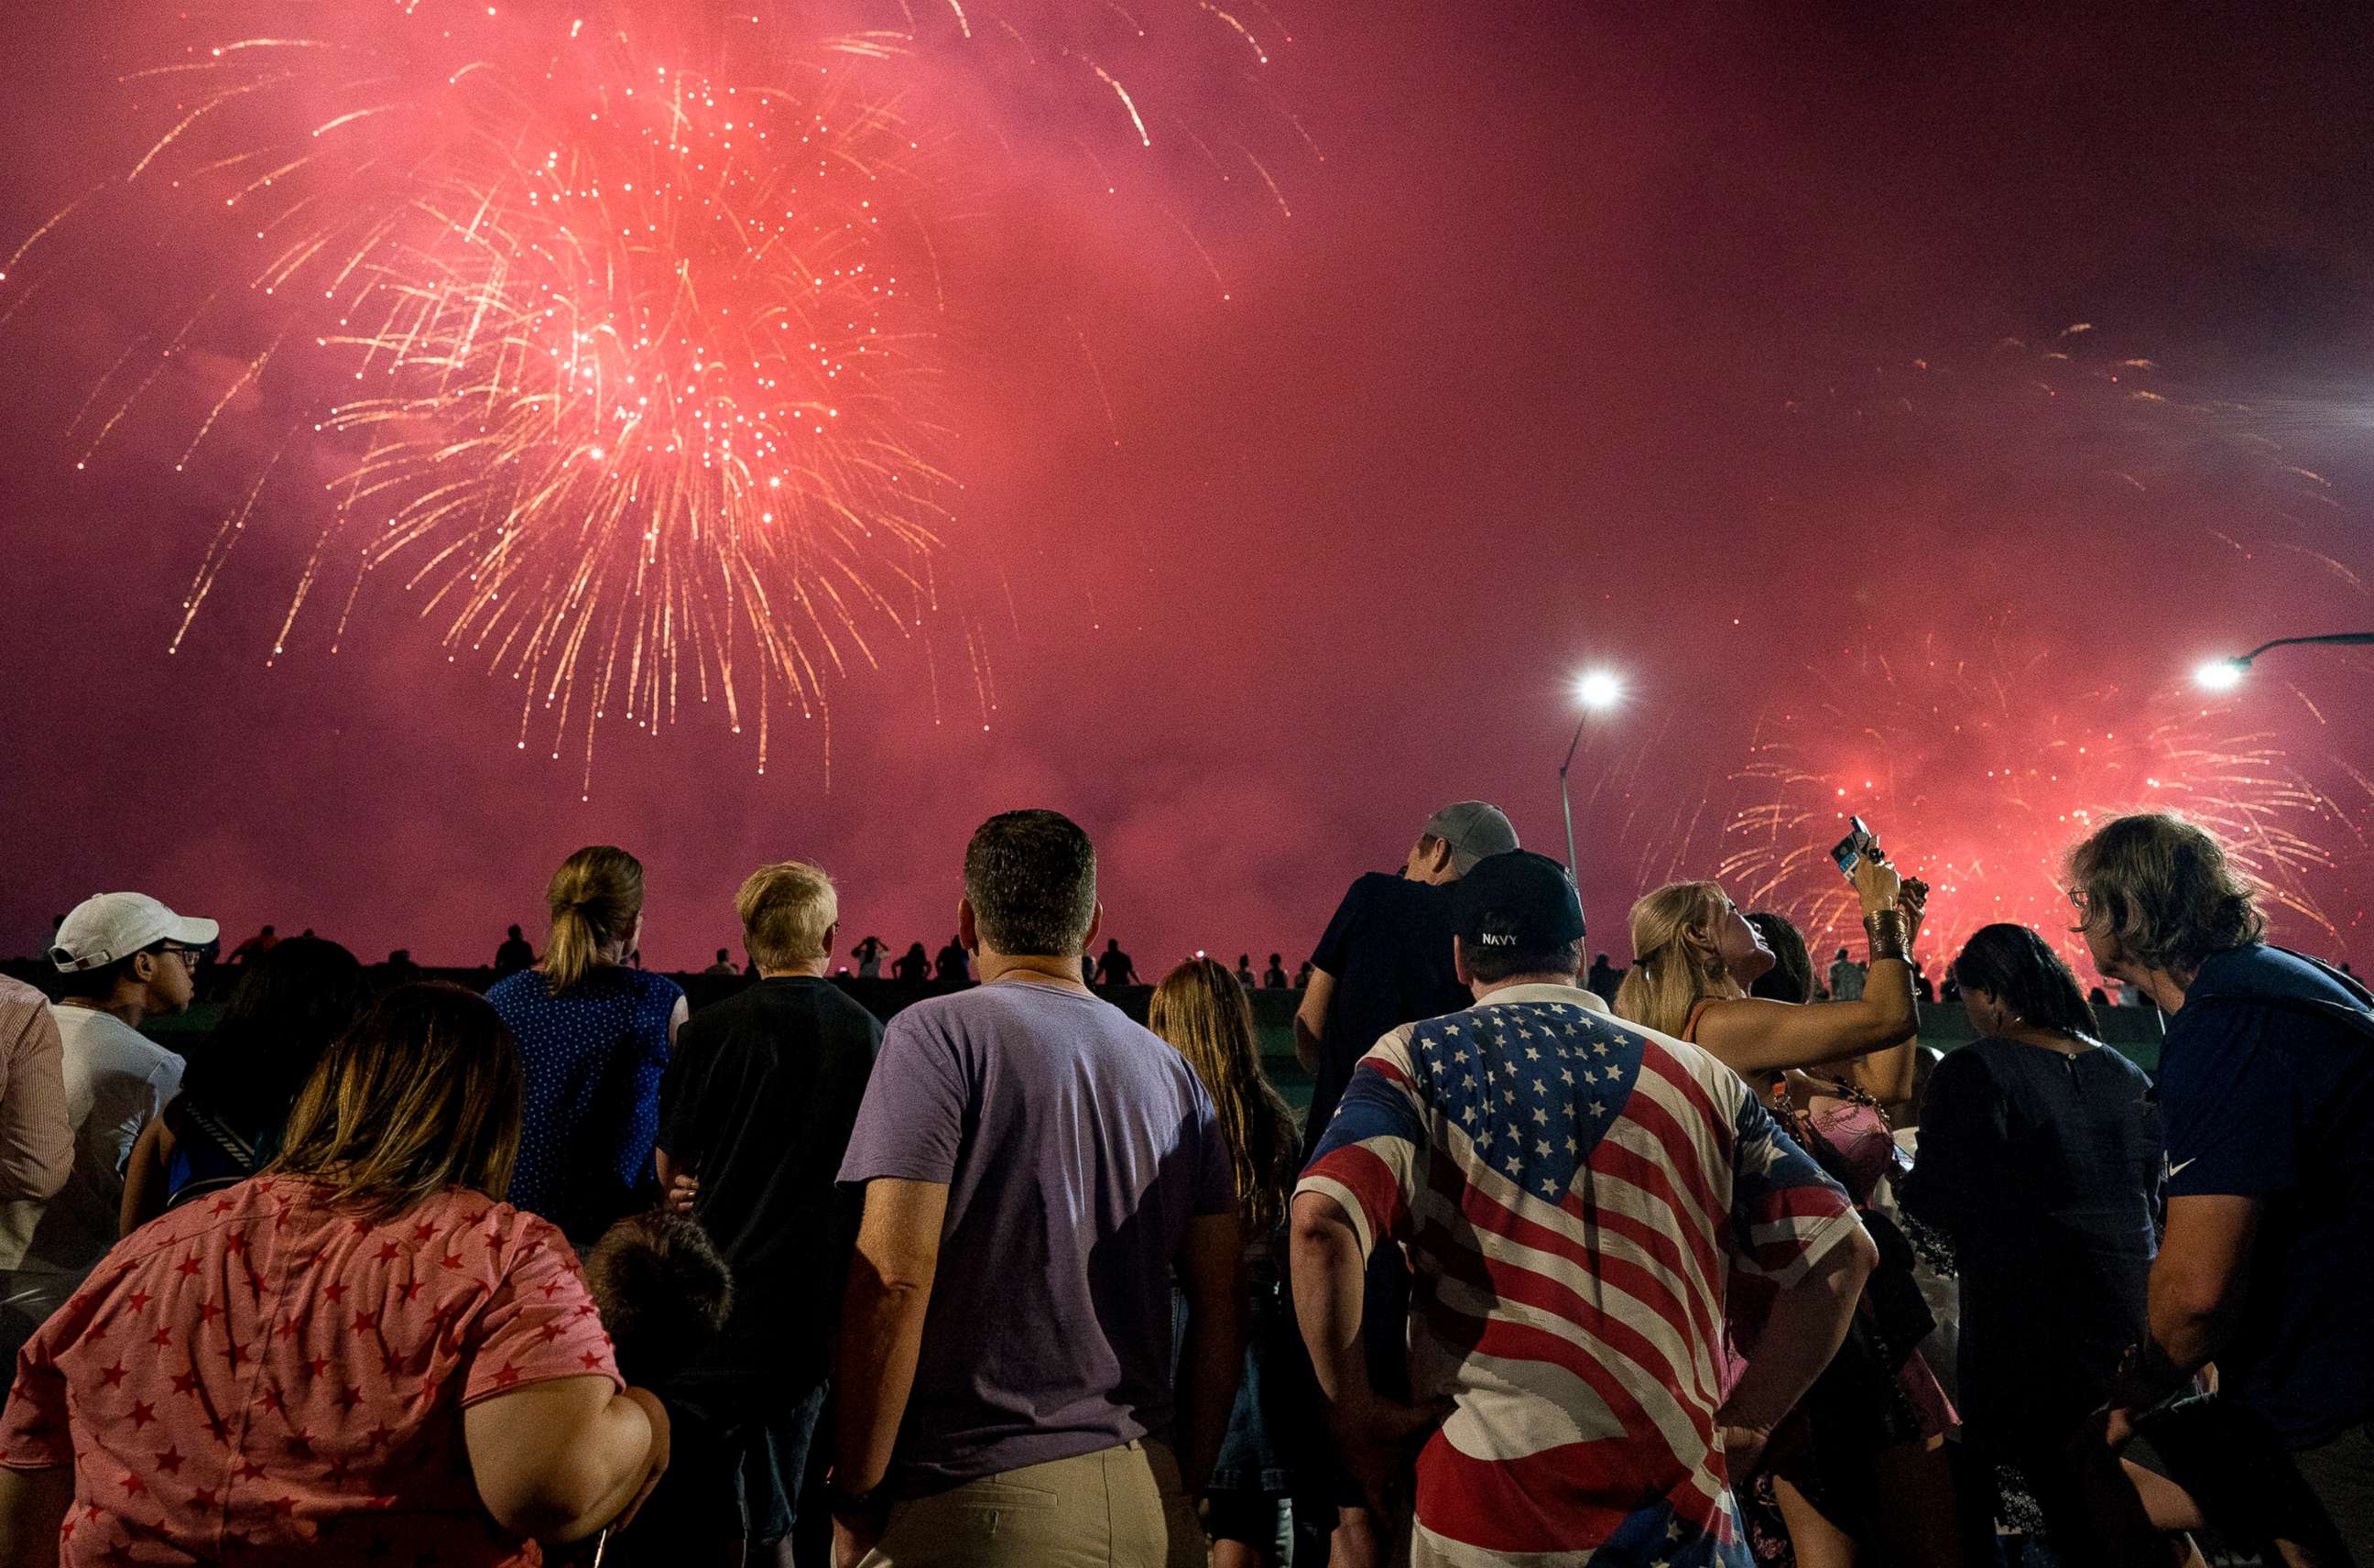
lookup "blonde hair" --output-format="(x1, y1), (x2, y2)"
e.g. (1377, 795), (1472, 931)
(1612, 879), (1742, 1038)
(544, 845), (644, 994)
(1149, 958), (1299, 1236)
(737, 860), (839, 971)
(273, 983), (523, 1224)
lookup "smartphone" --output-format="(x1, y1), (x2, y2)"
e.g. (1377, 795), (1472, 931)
(1831, 816), (1875, 877)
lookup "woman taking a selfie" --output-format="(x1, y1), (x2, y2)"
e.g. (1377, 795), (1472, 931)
(1615, 835), (1960, 1568)
(0, 984), (668, 1565)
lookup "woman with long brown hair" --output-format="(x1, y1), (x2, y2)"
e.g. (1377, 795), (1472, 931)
(0, 983), (669, 1564)
(486, 844), (687, 1243)
(1149, 957), (1303, 1568)
(1615, 847), (1961, 1568)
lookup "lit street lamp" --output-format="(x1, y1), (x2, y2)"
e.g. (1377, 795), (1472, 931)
(2195, 632), (2374, 691)
(1559, 670), (1624, 933)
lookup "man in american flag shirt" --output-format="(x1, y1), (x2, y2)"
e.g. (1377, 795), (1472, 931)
(1291, 851), (1877, 1567)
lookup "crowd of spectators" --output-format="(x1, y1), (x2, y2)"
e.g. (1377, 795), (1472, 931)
(0, 801), (2365, 1568)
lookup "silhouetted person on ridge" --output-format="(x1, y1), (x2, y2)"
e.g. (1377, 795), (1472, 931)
(1095, 938), (1140, 988)
(494, 924), (534, 977)
(1262, 953), (1290, 988)
(891, 942), (931, 983)
(933, 935), (970, 985)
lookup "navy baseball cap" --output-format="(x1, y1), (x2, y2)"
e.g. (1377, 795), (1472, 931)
(1454, 850), (1585, 953)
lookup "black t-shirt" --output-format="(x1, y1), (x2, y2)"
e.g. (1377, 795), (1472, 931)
(1302, 872), (1469, 1159)
(655, 976), (882, 1394)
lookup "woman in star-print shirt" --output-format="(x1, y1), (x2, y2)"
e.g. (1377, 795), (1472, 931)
(0, 983), (670, 1567)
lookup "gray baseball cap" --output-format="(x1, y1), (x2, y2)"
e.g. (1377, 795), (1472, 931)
(1421, 800), (1519, 875)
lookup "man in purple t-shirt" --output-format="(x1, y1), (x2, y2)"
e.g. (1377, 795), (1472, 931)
(829, 810), (1246, 1568)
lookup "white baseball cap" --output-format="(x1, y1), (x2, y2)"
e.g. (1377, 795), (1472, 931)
(49, 893), (220, 974)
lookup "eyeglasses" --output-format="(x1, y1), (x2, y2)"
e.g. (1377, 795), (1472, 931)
(158, 943), (207, 970)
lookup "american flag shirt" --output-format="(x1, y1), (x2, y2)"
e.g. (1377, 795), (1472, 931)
(1298, 984), (1860, 1567)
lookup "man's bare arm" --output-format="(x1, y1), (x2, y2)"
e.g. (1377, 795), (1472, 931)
(832, 1178), (951, 1494)
(1172, 1211), (1247, 1492)
(1718, 1227), (1877, 1474)
(2105, 1192), (2260, 1411)
(1293, 970), (1336, 1075)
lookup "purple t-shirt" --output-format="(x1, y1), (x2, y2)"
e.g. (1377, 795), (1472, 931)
(837, 980), (1234, 1488)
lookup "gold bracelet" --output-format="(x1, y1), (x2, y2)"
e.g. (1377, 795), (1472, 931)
(1864, 908), (1911, 964)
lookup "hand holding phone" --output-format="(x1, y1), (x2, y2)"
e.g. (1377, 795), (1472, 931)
(1831, 816), (1876, 877)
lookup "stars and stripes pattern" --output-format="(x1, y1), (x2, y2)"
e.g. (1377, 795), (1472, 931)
(1298, 984), (1860, 1567)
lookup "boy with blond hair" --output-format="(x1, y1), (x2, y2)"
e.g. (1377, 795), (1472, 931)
(643, 859), (882, 1564)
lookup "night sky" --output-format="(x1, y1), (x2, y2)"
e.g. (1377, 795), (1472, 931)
(3, 1), (2368, 976)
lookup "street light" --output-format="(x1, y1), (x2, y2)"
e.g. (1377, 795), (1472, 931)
(1560, 670), (1623, 932)
(2194, 632), (2374, 690)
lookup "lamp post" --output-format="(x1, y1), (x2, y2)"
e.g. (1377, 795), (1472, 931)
(1560, 670), (1623, 931)
(2195, 632), (2374, 691)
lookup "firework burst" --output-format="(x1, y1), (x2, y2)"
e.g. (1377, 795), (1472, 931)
(1717, 624), (2359, 975)
(6, 0), (1301, 790)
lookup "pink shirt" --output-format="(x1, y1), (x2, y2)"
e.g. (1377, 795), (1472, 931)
(0, 1175), (621, 1566)
(0, 977), (70, 1269)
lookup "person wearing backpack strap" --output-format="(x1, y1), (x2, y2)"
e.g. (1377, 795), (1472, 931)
(2067, 811), (2374, 1566)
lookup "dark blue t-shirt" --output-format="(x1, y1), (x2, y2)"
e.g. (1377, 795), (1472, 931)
(2158, 944), (2374, 1446)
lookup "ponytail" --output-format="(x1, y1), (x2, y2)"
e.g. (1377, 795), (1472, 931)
(543, 845), (645, 995)
(1611, 880), (1737, 1039)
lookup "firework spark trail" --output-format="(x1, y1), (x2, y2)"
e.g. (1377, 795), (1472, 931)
(12, 5), (978, 787)
(1708, 626), (2359, 971)
(9, 0), (1304, 786)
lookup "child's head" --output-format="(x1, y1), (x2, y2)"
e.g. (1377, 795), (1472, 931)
(583, 1208), (735, 1386)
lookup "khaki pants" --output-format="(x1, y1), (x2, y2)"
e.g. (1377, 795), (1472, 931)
(860, 1438), (1205, 1568)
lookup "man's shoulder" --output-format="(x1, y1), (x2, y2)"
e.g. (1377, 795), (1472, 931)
(1618, 1018), (1748, 1118)
(1355, 869), (1450, 908)
(56, 1008), (180, 1073)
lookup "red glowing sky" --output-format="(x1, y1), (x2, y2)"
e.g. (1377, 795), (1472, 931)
(2, 1), (2369, 976)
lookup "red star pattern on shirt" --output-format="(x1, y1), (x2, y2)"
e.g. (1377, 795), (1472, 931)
(0, 1177), (618, 1568)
